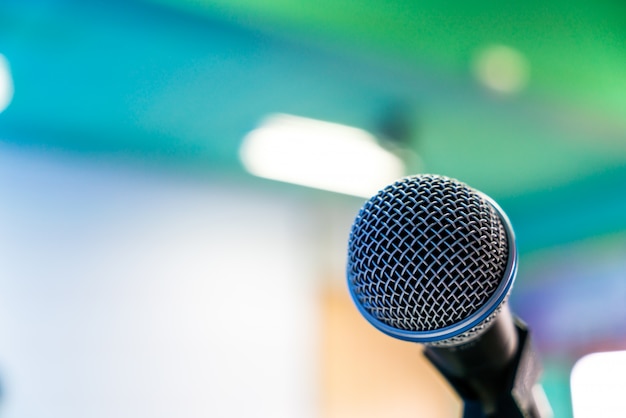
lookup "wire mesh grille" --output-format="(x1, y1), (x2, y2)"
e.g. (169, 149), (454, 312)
(347, 175), (509, 332)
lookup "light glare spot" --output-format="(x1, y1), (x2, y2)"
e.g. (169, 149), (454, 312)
(571, 350), (626, 418)
(239, 114), (406, 197)
(0, 54), (14, 113)
(473, 45), (529, 94)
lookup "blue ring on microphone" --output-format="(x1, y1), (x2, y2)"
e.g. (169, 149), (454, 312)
(346, 193), (518, 344)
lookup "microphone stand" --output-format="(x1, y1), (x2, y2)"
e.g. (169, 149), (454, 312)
(423, 319), (550, 418)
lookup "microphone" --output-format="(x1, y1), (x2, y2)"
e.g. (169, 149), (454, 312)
(346, 174), (550, 417)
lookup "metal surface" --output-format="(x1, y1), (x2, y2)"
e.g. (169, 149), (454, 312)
(347, 174), (517, 344)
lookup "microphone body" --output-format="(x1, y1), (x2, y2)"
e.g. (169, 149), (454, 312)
(425, 305), (520, 415)
(346, 174), (550, 417)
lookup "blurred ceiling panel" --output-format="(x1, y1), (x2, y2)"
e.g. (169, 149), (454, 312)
(1, 0), (626, 249)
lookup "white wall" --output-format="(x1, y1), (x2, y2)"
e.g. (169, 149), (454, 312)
(0, 144), (318, 418)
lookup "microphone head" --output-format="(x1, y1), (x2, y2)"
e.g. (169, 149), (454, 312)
(346, 174), (517, 346)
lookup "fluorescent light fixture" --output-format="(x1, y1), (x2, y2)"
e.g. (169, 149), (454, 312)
(571, 350), (626, 418)
(239, 114), (405, 198)
(0, 54), (14, 113)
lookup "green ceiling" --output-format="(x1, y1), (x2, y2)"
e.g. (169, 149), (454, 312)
(150, 0), (626, 121)
(152, 0), (626, 98)
(2, 0), (626, 250)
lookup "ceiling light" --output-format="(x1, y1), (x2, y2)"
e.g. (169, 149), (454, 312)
(571, 350), (626, 418)
(0, 54), (14, 113)
(473, 45), (529, 94)
(239, 114), (406, 198)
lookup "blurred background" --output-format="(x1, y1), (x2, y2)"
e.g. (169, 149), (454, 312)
(1, 0), (626, 417)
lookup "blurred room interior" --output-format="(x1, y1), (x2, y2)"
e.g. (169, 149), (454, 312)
(1, 1), (626, 417)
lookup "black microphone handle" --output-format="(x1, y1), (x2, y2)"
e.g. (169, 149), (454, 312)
(427, 304), (518, 376)
(424, 305), (546, 417)
(424, 305), (517, 413)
